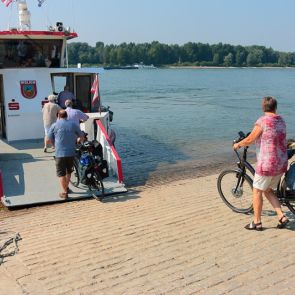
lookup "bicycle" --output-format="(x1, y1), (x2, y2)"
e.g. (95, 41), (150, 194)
(70, 139), (106, 200)
(217, 131), (295, 215)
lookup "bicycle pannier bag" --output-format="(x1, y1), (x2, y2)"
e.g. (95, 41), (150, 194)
(99, 160), (109, 179)
(92, 140), (103, 159)
(78, 153), (93, 185)
(285, 161), (295, 191)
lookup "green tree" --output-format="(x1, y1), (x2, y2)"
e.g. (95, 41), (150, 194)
(224, 53), (234, 66)
(246, 47), (264, 66)
(212, 53), (221, 65)
(67, 40), (295, 67)
(235, 46), (247, 66)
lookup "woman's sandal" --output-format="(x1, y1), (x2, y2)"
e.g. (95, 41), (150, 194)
(245, 221), (263, 231)
(277, 215), (289, 229)
(59, 192), (68, 199)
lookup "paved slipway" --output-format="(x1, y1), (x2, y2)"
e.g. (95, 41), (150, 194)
(1, 174), (295, 295)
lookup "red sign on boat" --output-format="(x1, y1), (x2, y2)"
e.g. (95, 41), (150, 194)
(8, 102), (19, 110)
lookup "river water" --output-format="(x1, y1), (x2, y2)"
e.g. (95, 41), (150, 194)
(99, 68), (295, 186)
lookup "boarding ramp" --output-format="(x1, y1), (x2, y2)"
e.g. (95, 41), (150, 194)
(0, 129), (126, 208)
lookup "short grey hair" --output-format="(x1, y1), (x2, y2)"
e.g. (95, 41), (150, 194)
(65, 99), (73, 107)
(48, 94), (57, 102)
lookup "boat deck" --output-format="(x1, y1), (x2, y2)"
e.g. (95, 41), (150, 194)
(0, 139), (127, 208)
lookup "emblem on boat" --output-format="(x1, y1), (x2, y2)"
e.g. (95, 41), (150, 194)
(20, 80), (37, 99)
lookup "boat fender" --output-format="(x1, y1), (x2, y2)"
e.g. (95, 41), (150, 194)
(109, 129), (116, 145)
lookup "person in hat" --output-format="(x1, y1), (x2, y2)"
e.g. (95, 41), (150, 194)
(42, 94), (61, 152)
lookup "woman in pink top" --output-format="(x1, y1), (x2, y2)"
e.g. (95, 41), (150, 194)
(233, 96), (289, 230)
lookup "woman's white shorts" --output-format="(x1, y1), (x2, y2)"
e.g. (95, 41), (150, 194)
(253, 173), (283, 191)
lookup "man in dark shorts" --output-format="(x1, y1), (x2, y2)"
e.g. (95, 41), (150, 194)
(47, 110), (84, 199)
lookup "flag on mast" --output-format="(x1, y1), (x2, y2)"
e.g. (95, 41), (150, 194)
(1, 0), (13, 7)
(90, 74), (100, 106)
(37, 0), (46, 7)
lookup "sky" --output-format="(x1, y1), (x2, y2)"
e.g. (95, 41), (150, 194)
(0, 0), (294, 52)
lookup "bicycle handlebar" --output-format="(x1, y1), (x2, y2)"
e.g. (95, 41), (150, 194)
(233, 131), (250, 145)
(233, 131), (295, 162)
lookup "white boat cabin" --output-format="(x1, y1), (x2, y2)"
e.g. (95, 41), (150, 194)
(0, 29), (109, 141)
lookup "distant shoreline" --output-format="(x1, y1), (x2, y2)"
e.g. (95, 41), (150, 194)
(71, 63), (295, 70)
(166, 65), (295, 69)
(100, 65), (295, 70)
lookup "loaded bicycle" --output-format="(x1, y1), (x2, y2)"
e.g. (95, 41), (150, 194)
(217, 131), (295, 215)
(70, 137), (108, 200)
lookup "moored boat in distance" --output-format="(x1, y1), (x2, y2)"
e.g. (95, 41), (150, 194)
(0, 0), (126, 208)
(104, 65), (138, 70)
(133, 62), (157, 69)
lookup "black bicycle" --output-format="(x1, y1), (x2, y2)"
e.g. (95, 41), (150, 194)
(70, 139), (106, 200)
(217, 131), (295, 215)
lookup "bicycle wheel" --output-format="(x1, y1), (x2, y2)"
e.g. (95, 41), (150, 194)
(89, 171), (105, 200)
(70, 159), (80, 187)
(279, 178), (295, 215)
(217, 169), (253, 213)
(285, 200), (295, 215)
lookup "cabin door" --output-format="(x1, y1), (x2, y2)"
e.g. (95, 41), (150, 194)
(0, 75), (6, 139)
(75, 75), (92, 112)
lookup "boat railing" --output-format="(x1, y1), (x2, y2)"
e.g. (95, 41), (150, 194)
(95, 120), (123, 183)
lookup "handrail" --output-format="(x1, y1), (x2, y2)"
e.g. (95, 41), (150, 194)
(95, 120), (123, 183)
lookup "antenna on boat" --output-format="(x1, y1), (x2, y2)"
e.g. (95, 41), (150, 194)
(17, 0), (31, 30)
(7, 1), (14, 30)
(65, 42), (69, 68)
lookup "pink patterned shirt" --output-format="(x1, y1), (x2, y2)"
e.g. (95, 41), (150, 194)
(255, 114), (288, 176)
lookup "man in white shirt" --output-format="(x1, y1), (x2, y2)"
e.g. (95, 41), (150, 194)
(65, 99), (89, 129)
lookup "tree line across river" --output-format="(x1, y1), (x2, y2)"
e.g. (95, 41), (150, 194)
(68, 41), (295, 67)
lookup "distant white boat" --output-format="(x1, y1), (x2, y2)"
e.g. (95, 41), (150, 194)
(133, 63), (157, 69)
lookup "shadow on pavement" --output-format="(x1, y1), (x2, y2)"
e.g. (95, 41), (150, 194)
(101, 188), (141, 203)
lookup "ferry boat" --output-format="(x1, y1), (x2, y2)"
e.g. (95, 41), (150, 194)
(0, 0), (126, 207)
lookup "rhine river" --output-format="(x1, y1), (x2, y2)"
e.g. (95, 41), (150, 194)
(99, 68), (295, 186)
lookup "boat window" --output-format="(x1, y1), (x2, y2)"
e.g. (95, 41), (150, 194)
(51, 73), (93, 112)
(75, 75), (92, 112)
(52, 76), (67, 93)
(0, 39), (63, 68)
(51, 73), (74, 96)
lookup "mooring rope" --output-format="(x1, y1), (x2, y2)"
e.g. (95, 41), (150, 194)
(0, 232), (22, 265)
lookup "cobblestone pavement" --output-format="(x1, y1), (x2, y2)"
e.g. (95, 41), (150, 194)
(1, 174), (295, 295)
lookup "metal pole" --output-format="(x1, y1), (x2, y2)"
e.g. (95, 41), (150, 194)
(65, 42), (69, 68)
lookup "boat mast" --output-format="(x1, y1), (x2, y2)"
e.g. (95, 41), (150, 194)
(17, 0), (31, 30)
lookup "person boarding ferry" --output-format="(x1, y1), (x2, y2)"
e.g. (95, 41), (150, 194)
(57, 85), (76, 109)
(47, 110), (84, 199)
(65, 99), (89, 128)
(42, 94), (61, 152)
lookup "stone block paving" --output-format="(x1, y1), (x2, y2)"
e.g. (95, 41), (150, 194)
(1, 174), (295, 295)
